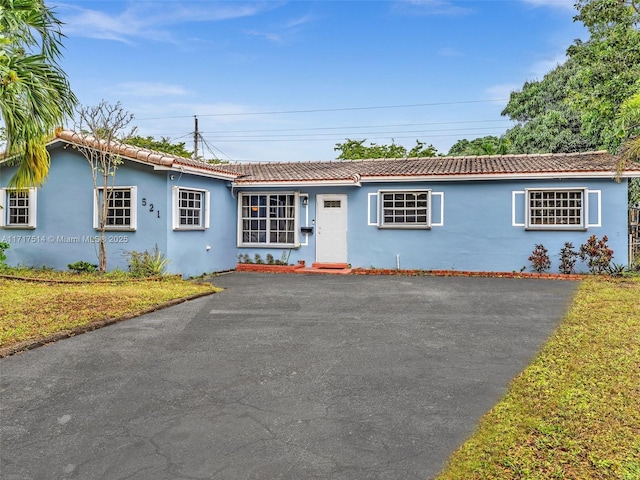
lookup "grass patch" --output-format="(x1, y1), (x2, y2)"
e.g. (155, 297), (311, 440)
(0, 271), (220, 348)
(436, 276), (640, 479)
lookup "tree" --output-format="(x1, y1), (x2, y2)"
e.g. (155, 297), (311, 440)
(497, 0), (640, 154)
(127, 135), (193, 158)
(616, 91), (640, 205)
(501, 60), (596, 154)
(568, 0), (640, 152)
(72, 101), (136, 272)
(407, 140), (438, 158)
(335, 139), (437, 160)
(447, 136), (511, 156)
(0, 0), (77, 188)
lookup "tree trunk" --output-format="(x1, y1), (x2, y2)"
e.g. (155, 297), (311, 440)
(99, 233), (107, 273)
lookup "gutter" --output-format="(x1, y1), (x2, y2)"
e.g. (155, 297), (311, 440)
(230, 176), (363, 188)
(358, 171), (640, 182)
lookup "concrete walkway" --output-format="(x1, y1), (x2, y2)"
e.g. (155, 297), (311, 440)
(0, 273), (577, 479)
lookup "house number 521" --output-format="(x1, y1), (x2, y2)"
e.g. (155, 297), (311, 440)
(141, 198), (160, 218)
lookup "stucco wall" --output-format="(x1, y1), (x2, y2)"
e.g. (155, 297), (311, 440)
(164, 173), (238, 277)
(0, 144), (237, 277)
(1, 147), (631, 275)
(234, 178), (630, 273)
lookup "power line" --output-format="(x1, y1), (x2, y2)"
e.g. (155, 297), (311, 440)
(196, 119), (514, 135)
(139, 119), (515, 140)
(201, 131), (510, 143)
(135, 99), (508, 121)
(200, 126), (510, 140)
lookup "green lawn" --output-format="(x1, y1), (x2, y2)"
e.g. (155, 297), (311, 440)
(0, 271), (220, 349)
(436, 276), (640, 479)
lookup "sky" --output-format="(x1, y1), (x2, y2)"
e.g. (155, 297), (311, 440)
(52, 0), (587, 162)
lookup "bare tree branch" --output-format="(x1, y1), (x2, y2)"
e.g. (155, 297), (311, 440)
(71, 101), (135, 272)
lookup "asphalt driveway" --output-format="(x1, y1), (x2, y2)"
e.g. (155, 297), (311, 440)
(0, 273), (577, 480)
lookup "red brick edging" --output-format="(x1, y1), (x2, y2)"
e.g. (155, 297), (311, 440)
(351, 268), (586, 280)
(235, 264), (586, 280)
(235, 263), (306, 273)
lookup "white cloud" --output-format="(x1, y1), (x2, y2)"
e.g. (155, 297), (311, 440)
(60, 7), (141, 43)
(131, 101), (267, 128)
(242, 13), (317, 45)
(243, 29), (285, 44)
(392, 0), (473, 15)
(485, 84), (519, 106)
(521, 0), (576, 10)
(59, 2), (284, 43)
(528, 52), (567, 80)
(285, 14), (315, 29)
(107, 82), (190, 98)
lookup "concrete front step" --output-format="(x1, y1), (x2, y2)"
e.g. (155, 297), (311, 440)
(310, 262), (350, 270)
(296, 267), (353, 275)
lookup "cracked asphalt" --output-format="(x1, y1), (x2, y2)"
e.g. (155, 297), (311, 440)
(0, 273), (577, 479)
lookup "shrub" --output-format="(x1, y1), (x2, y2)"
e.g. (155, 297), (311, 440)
(67, 261), (98, 274)
(276, 252), (289, 265)
(0, 241), (9, 265)
(559, 242), (579, 274)
(237, 254), (252, 264)
(579, 235), (613, 274)
(606, 263), (627, 277)
(127, 246), (170, 277)
(529, 244), (551, 273)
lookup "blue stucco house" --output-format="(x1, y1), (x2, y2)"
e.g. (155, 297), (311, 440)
(1, 130), (639, 277)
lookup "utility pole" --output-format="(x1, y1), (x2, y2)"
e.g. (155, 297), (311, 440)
(193, 115), (199, 161)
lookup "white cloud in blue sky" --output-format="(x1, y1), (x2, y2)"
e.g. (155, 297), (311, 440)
(56, 0), (585, 161)
(392, 0), (473, 15)
(107, 82), (190, 98)
(521, 0), (576, 10)
(59, 1), (283, 43)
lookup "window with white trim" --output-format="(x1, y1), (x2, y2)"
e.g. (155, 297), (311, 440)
(0, 188), (37, 229)
(379, 190), (430, 228)
(94, 187), (137, 231)
(526, 188), (585, 229)
(239, 193), (298, 246)
(172, 187), (209, 230)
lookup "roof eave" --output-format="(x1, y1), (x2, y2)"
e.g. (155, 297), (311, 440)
(157, 164), (238, 181)
(232, 179), (362, 188)
(358, 171), (635, 182)
(53, 136), (238, 181)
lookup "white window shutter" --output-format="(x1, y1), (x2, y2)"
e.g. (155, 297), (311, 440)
(172, 186), (179, 230)
(512, 191), (526, 227)
(204, 191), (210, 229)
(28, 188), (37, 228)
(0, 189), (6, 227)
(129, 186), (137, 230)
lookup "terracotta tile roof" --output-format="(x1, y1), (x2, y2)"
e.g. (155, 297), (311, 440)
(54, 130), (237, 179)
(218, 161), (364, 182)
(221, 151), (640, 184)
(51, 131), (640, 184)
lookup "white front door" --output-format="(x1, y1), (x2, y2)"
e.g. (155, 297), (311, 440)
(316, 194), (348, 263)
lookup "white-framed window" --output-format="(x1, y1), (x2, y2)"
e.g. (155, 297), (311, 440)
(379, 190), (431, 228)
(0, 188), (37, 229)
(526, 188), (586, 229)
(172, 187), (210, 230)
(238, 192), (298, 246)
(93, 186), (137, 231)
